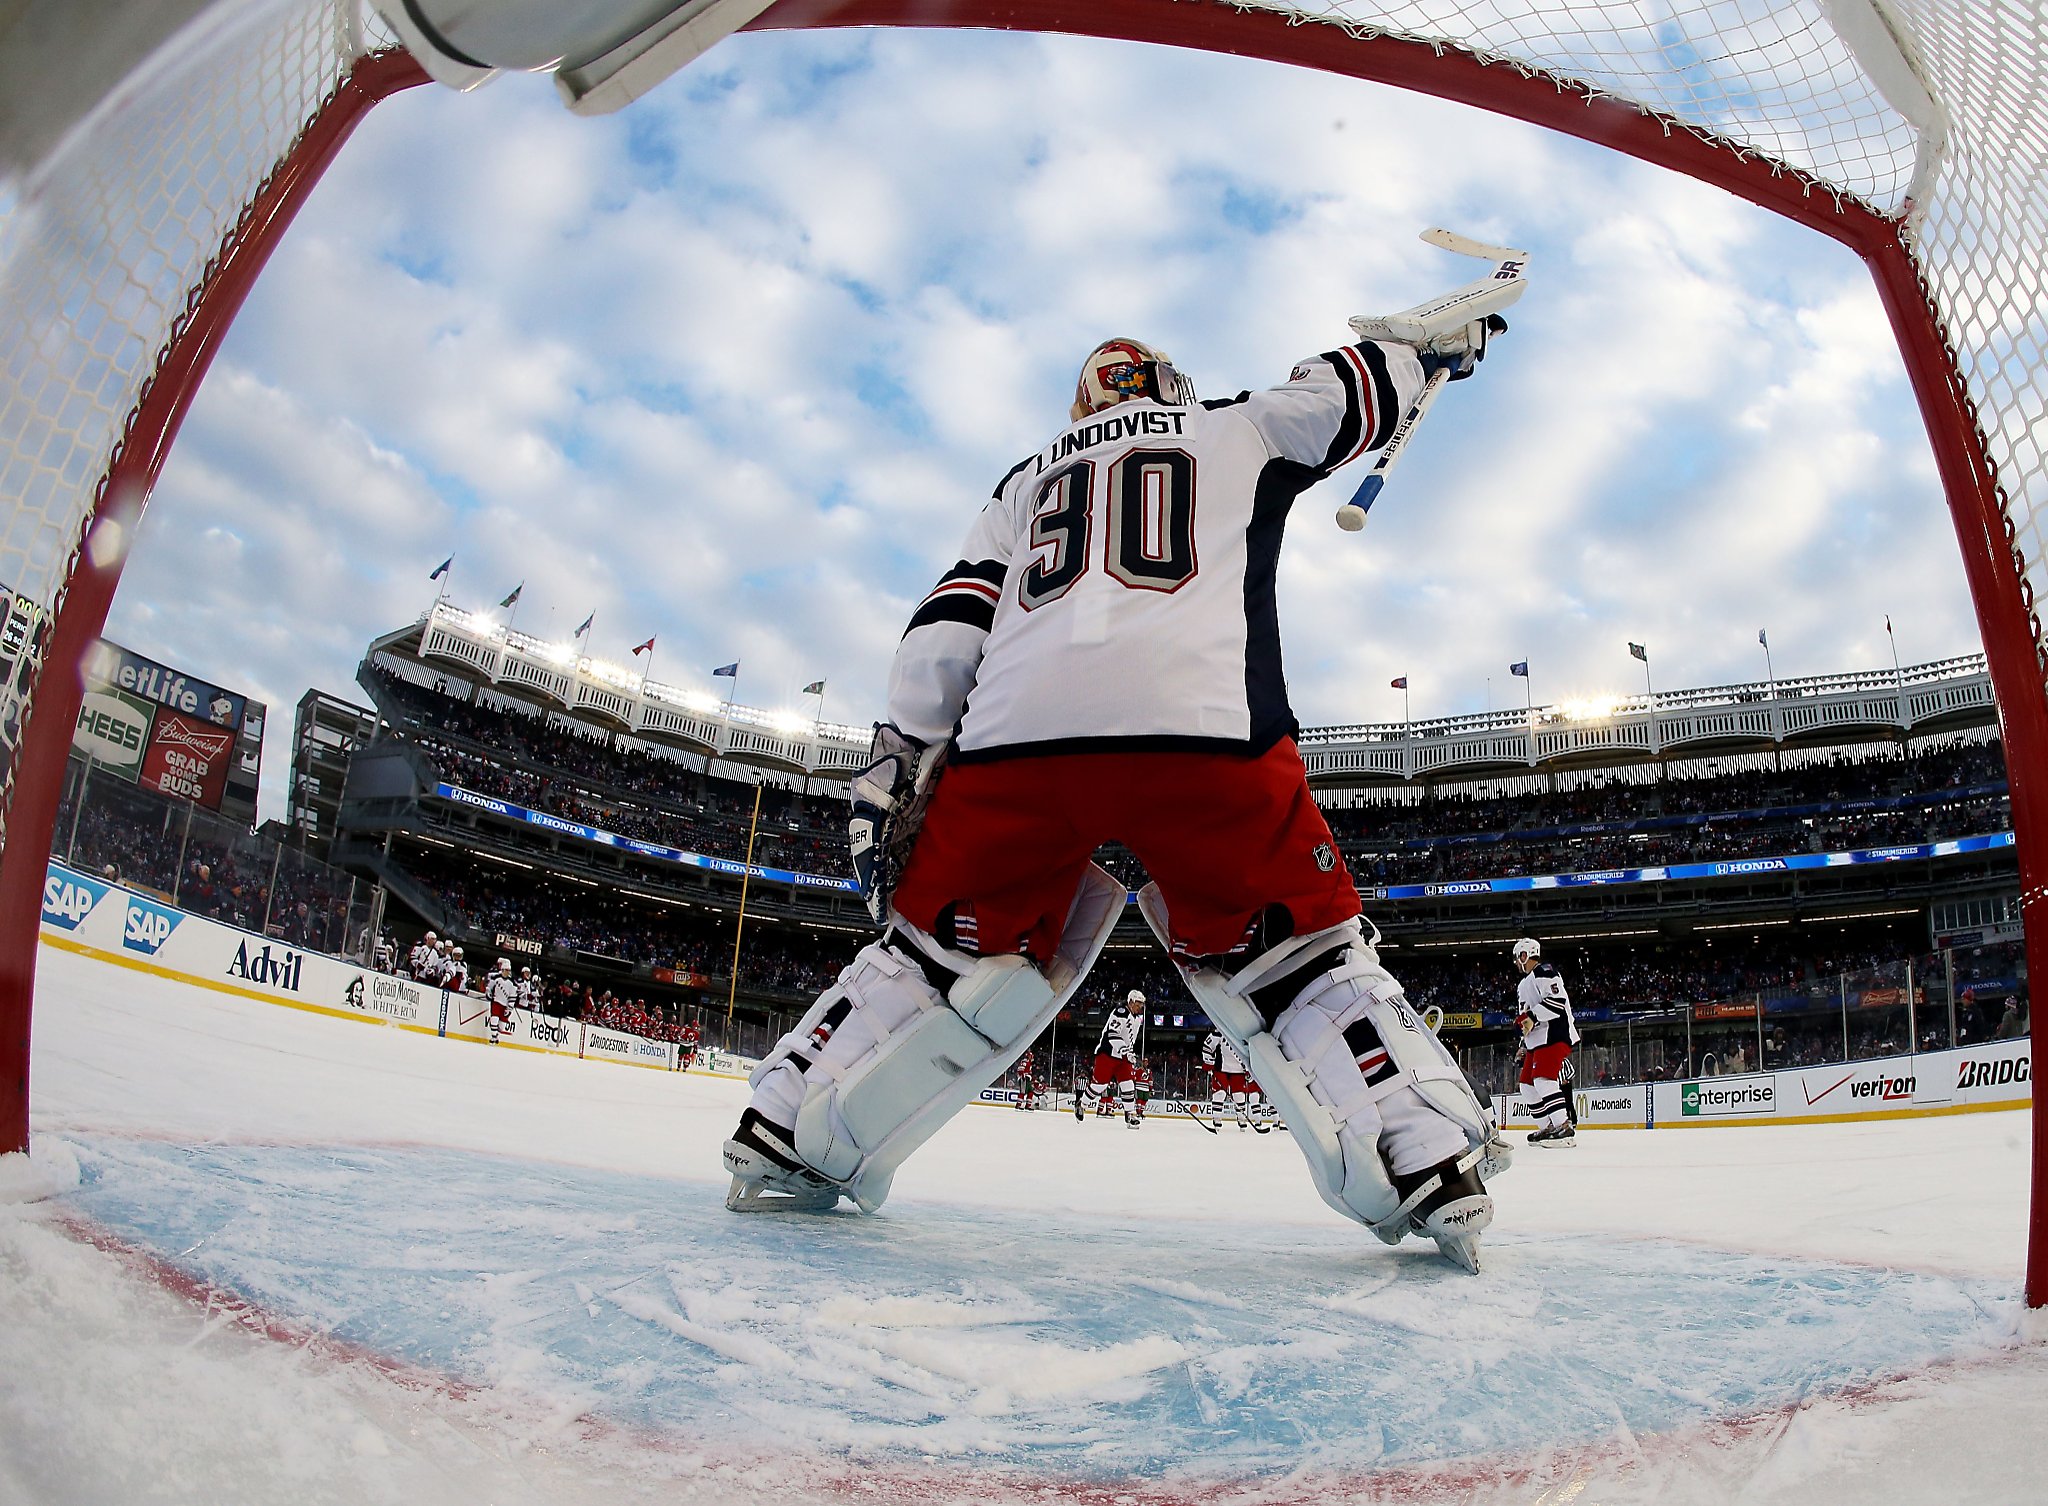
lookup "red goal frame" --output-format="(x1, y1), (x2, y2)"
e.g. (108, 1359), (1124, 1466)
(2, 0), (2041, 1301)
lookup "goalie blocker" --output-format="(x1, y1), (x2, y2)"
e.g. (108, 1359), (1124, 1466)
(1139, 885), (1512, 1273)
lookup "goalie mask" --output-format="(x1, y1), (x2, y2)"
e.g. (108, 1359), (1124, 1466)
(1070, 339), (1196, 421)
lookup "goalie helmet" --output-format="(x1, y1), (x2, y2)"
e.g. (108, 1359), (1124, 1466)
(1512, 937), (1541, 964)
(1070, 338), (1195, 421)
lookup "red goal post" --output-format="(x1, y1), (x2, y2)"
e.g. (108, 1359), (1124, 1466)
(2, 0), (2044, 1298)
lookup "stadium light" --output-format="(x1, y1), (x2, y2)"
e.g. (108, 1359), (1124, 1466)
(1553, 694), (1627, 723)
(768, 710), (812, 736)
(680, 691), (722, 713)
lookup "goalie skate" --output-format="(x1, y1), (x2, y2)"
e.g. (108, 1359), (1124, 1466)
(724, 1109), (842, 1213)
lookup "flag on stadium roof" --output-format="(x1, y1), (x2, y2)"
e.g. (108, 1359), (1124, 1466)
(1628, 642), (1647, 661)
(803, 680), (826, 695)
(712, 661), (739, 677)
(574, 613), (594, 639)
(1390, 676), (1408, 689)
(631, 636), (656, 656)
(499, 582), (523, 608)
(1758, 628), (1769, 647)
(1509, 660), (1529, 677)
(429, 556), (452, 581)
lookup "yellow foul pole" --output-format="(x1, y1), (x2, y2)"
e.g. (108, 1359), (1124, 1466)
(725, 781), (765, 1035)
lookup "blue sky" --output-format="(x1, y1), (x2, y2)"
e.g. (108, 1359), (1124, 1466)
(103, 26), (1982, 820)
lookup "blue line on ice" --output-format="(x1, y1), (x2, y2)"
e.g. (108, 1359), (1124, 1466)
(58, 1135), (2015, 1481)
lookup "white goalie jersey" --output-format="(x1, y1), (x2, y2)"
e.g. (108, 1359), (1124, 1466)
(886, 341), (1428, 759)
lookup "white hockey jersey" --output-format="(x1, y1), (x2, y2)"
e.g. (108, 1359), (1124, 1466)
(485, 972), (520, 1011)
(1201, 1029), (1247, 1075)
(1094, 1009), (1142, 1062)
(1516, 964), (1580, 1051)
(887, 341), (1427, 758)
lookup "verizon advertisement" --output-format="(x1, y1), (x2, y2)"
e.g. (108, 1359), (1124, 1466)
(1646, 1040), (2033, 1126)
(138, 706), (237, 808)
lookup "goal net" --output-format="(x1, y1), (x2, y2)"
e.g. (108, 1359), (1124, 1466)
(1, 0), (2043, 1288)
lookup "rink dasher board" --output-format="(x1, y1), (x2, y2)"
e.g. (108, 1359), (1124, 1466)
(1493, 1040), (2031, 1130)
(36, 859), (693, 1074)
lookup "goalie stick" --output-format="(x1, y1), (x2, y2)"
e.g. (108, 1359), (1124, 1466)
(1334, 228), (1529, 532)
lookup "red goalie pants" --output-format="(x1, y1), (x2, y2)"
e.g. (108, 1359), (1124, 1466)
(1520, 1043), (1571, 1087)
(891, 739), (1360, 962)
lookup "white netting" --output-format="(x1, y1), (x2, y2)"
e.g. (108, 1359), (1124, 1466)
(0, 0), (373, 848)
(1, 0), (2045, 862)
(1237, 0), (2048, 699)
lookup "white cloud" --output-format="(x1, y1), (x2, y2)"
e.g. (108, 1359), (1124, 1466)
(107, 25), (1980, 821)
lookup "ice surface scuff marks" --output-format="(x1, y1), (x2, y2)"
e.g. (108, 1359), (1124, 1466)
(51, 1134), (2018, 1484)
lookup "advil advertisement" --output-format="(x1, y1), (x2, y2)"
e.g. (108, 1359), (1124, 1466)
(139, 706), (236, 808)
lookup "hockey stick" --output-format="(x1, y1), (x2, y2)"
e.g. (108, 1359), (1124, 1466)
(1335, 228), (1529, 532)
(1165, 1095), (1221, 1134)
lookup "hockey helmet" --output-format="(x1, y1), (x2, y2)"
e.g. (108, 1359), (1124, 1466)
(1070, 338), (1196, 421)
(1125, 989), (1146, 1009)
(497, 958), (512, 973)
(424, 931), (437, 943)
(1512, 937), (1541, 964)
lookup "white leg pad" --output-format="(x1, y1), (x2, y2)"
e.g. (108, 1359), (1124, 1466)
(1137, 885), (1511, 1241)
(754, 863), (1125, 1213)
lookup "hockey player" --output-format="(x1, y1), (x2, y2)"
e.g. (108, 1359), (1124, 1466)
(1083, 991), (1146, 1124)
(1013, 1047), (1041, 1110)
(1244, 1075), (1274, 1134)
(1202, 1026), (1257, 1130)
(1512, 938), (1580, 1146)
(409, 932), (439, 982)
(722, 325), (1512, 1270)
(444, 944), (469, 995)
(678, 1019), (702, 1071)
(1132, 1060), (1153, 1126)
(484, 958), (519, 1043)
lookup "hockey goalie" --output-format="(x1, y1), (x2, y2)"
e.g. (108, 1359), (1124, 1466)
(723, 307), (1515, 1271)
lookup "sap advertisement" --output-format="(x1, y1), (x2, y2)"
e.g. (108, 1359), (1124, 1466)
(38, 858), (689, 1071)
(435, 782), (862, 892)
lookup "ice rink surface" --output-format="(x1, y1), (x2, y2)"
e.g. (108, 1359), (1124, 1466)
(6, 944), (2048, 1505)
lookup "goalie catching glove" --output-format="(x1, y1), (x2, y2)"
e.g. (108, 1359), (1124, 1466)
(848, 722), (949, 926)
